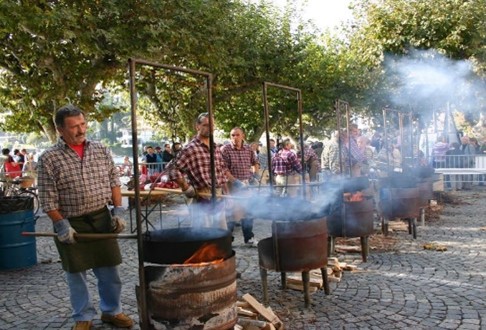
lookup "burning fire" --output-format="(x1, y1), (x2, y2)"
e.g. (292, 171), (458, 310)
(343, 191), (364, 202)
(184, 243), (225, 264)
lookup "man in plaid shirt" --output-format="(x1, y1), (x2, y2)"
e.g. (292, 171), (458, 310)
(168, 112), (229, 229)
(221, 127), (260, 245)
(272, 139), (302, 197)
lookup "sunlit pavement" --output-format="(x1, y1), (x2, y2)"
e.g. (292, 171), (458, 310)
(1, 189), (485, 329)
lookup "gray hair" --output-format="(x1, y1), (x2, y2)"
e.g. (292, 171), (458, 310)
(55, 104), (85, 128)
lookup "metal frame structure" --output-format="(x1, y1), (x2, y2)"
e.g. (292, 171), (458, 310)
(334, 99), (351, 176)
(128, 58), (215, 329)
(382, 107), (415, 170)
(262, 82), (306, 198)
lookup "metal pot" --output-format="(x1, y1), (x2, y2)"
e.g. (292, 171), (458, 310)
(327, 197), (375, 238)
(143, 227), (233, 264)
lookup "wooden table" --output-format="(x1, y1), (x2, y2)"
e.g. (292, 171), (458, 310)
(121, 190), (171, 233)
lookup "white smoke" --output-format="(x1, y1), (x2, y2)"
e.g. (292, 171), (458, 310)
(384, 49), (485, 114)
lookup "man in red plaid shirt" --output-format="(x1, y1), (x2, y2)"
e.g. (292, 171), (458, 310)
(168, 112), (229, 229)
(221, 127), (260, 245)
(272, 139), (302, 197)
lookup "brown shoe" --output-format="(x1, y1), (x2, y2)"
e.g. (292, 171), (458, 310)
(72, 321), (92, 330)
(101, 313), (134, 328)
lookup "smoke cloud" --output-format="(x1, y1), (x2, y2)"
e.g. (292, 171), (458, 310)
(384, 49), (485, 115)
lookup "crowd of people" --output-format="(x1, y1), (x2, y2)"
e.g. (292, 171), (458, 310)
(0, 147), (38, 189)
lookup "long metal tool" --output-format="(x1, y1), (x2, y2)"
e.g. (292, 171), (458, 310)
(21, 232), (137, 239)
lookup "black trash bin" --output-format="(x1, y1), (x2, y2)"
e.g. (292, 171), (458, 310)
(0, 196), (37, 270)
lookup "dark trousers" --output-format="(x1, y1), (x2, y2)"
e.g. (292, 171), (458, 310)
(227, 218), (254, 242)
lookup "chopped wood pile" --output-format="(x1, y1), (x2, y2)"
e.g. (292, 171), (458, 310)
(285, 257), (358, 291)
(234, 293), (284, 330)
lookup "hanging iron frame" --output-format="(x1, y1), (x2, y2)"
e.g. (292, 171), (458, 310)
(128, 58), (215, 330)
(262, 82), (306, 199)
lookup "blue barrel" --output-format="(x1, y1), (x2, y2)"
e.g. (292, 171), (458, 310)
(0, 196), (37, 270)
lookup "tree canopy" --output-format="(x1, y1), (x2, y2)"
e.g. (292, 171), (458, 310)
(1, 0), (485, 144)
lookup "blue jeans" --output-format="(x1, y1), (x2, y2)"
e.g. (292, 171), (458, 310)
(66, 266), (122, 321)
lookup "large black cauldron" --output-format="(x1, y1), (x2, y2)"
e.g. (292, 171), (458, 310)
(143, 227), (232, 264)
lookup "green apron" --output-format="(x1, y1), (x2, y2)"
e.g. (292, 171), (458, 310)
(54, 206), (122, 273)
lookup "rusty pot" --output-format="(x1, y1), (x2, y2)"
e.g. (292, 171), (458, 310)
(417, 178), (434, 207)
(327, 198), (375, 238)
(379, 187), (420, 219)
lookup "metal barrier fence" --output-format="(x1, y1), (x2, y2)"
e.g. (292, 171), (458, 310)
(430, 154), (486, 190)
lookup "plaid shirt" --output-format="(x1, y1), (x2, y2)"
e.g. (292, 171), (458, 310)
(272, 149), (302, 175)
(221, 143), (259, 181)
(298, 145), (320, 168)
(168, 136), (228, 189)
(37, 139), (120, 218)
(349, 137), (366, 164)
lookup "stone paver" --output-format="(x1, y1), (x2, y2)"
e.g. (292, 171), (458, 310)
(0, 190), (485, 329)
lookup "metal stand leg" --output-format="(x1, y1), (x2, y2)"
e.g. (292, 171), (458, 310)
(328, 236), (335, 257)
(381, 217), (389, 236)
(360, 236), (369, 262)
(302, 271), (310, 308)
(280, 272), (287, 289)
(421, 207), (425, 227)
(320, 267), (330, 295)
(260, 268), (268, 305)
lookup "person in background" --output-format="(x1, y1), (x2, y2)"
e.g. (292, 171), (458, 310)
(348, 123), (366, 177)
(461, 135), (476, 190)
(2, 148), (22, 178)
(154, 146), (163, 172)
(257, 145), (270, 185)
(167, 112), (229, 229)
(172, 142), (182, 158)
(357, 135), (375, 176)
(298, 142), (320, 182)
(431, 135), (449, 168)
(321, 131), (342, 177)
(221, 127), (260, 246)
(445, 142), (463, 191)
(13, 148), (24, 167)
(142, 146), (158, 177)
(272, 139), (302, 197)
(311, 141), (324, 160)
(269, 138), (278, 157)
(250, 142), (260, 157)
(22, 153), (38, 185)
(161, 143), (174, 169)
(120, 156), (133, 177)
(37, 104), (133, 330)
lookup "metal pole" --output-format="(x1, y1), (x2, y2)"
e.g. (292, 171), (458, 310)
(128, 58), (149, 330)
(262, 83), (274, 192)
(206, 75), (217, 208)
(296, 90), (306, 199)
(398, 112), (404, 167)
(382, 108), (390, 171)
(345, 102), (352, 177)
(335, 100), (343, 175)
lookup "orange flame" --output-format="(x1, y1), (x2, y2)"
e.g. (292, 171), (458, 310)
(343, 191), (364, 202)
(183, 242), (225, 264)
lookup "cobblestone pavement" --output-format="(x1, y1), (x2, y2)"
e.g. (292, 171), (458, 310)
(0, 189), (485, 330)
